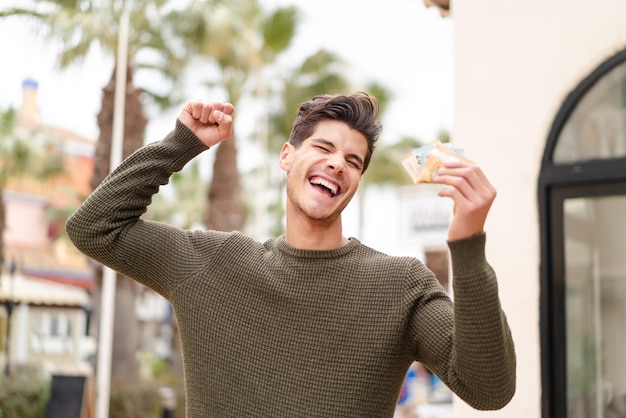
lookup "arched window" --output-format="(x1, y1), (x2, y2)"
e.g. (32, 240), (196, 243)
(540, 49), (626, 418)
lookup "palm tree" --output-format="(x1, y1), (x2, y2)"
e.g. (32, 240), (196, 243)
(174, 0), (299, 233)
(0, 0), (192, 385)
(361, 77), (423, 189)
(268, 49), (353, 153)
(363, 135), (424, 187)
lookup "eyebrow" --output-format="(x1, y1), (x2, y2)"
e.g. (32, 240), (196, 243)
(311, 138), (365, 168)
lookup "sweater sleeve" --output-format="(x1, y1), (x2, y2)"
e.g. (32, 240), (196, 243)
(66, 120), (229, 298)
(406, 233), (516, 410)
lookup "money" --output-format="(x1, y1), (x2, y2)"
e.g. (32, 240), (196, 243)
(401, 141), (474, 184)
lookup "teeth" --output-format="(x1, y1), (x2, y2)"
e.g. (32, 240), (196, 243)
(310, 177), (338, 195)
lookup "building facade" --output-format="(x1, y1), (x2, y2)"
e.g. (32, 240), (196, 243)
(1, 80), (173, 381)
(451, 1), (626, 417)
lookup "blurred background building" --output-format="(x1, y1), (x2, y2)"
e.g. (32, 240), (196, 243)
(0, 79), (173, 381)
(1, 78), (96, 377)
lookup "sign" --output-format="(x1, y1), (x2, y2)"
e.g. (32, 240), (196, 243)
(398, 186), (452, 246)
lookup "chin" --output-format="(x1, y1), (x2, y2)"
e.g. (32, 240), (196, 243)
(303, 207), (341, 224)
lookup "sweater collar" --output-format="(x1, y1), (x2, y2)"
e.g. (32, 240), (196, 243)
(269, 236), (361, 259)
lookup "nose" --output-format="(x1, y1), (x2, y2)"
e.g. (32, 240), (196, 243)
(326, 153), (346, 172)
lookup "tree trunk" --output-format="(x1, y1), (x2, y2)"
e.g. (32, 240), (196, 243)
(205, 132), (245, 231)
(90, 60), (147, 385)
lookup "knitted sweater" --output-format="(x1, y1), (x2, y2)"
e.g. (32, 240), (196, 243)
(66, 121), (516, 417)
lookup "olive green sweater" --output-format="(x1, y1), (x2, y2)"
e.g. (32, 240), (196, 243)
(66, 121), (515, 417)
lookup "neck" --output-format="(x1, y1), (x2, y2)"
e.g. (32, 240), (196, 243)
(284, 213), (347, 251)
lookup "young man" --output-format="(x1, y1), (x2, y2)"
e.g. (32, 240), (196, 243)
(67, 93), (515, 417)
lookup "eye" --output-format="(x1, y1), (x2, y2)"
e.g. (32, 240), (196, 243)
(314, 145), (330, 153)
(348, 159), (363, 170)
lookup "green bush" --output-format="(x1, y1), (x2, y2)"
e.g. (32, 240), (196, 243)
(108, 380), (158, 418)
(0, 365), (50, 418)
(108, 378), (186, 418)
(0, 362), (186, 418)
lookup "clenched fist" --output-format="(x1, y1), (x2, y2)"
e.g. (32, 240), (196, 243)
(179, 100), (235, 148)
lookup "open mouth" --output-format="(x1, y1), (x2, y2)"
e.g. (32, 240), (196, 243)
(310, 176), (340, 197)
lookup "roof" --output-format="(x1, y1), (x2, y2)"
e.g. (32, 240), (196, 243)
(0, 274), (89, 307)
(4, 243), (94, 290)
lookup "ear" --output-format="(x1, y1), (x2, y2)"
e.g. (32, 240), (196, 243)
(279, 142), (294, 172)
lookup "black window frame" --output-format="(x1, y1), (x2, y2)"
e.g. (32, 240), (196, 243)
(539, 47), (626, 418)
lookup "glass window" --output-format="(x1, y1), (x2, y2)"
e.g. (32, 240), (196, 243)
(563, 196), (626, 418)
(541, 48), (626, 418)
(554, 62), (626, 163)
(31, 311), (74, 355)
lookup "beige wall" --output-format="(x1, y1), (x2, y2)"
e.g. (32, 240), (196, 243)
(452, 1), (626, 417)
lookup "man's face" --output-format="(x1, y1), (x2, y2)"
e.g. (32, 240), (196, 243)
(280, 120), (368, 225)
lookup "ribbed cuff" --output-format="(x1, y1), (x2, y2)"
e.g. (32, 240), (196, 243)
(447, 232), (487, 277)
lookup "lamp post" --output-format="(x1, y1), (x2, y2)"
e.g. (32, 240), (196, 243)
(3, 259), (16, 377)
(96, 8), (129, 418)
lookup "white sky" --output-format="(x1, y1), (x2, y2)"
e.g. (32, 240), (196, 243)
(0, 0), (453, 147)
(292, 0), (454, 142)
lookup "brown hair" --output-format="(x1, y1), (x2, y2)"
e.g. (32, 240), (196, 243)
(288, 92), (382, 173)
